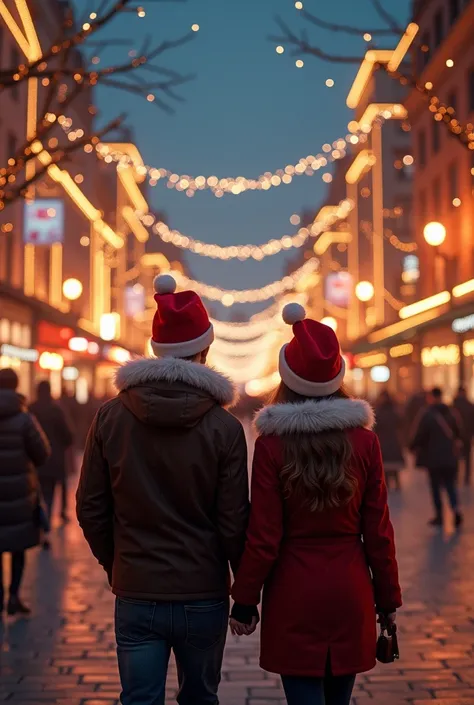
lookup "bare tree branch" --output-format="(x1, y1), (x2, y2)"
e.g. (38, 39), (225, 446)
(369, 0), (404, 35)
(269, 17), (361, 63)
(301, 9), (397, 36)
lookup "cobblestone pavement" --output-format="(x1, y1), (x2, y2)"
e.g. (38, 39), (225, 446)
(2, 469), (474, 704)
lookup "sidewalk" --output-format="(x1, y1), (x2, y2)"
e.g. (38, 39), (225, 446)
(1, 470), (474, 704)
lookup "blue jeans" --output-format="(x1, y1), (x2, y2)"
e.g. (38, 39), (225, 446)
(282, 674), (356, 705)
(115, 597), (229, 705)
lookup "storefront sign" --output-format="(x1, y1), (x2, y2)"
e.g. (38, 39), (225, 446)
(421, 344), (460, 367)
(452, 314), (474, 334)
(0, 344), (39, 362)
(38, 322), (74, 348)
(24, 199), (65, 245)
(325, 272), (352, 308)
(39, 351), (64, 371)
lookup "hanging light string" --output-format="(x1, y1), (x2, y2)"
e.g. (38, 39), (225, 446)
(169, 259), (318, 304)
(95, 132), (370, 198)
(141, 199), (353, 261)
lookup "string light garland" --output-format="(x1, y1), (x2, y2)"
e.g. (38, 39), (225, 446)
(169, 259), (318, 304)
(95, 134), (368, 198)
(141, 199), (353, 261)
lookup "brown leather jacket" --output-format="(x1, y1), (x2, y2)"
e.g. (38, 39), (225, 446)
(76, 357), (249, 601)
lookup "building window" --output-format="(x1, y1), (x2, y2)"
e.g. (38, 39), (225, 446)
(432, 178), (441, 219)
(449, 162), (458, 206)
(449, 0), (460, 23)
(418, 129), (427, 168)
(469, 68), (474, 112)
(11, 48), (20, 101)
(434, 9), (444, 47)
(432, 120), (441, 153)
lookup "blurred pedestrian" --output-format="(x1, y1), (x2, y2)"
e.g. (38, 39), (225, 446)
(374, 390), (405, 490)
(30, 381), (73, 536)
(77, 275), (249, 705)
(453, 386), (474, 486)
(404, 390), (427, 447)
(411, 387), (463, 527)
(0, 369), (50, 616)
(231, 305), (401, 705)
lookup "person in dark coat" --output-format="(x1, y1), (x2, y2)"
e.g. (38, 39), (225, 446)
(231, 307), (401, 705)
(77, 276), (250, 705)
(30, 381), (73, 531)
(0, 369), (50, 616)
(374, 390), (405, 490)
(411, 387), (463, 527)
(453, 386), (474, 486)
(404, 390), (427, 447)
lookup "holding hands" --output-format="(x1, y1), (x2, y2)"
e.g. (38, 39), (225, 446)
(230, 603), (260, 636)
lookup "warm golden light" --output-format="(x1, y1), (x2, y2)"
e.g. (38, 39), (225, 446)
(452, 279), (474, 298)
(276, 45), (285, 54)
(326, 78), (335, 87)
(355, 352), (387, 368)
(423, 221), (446, 247)
(390, 343), (414, 358)
(355, 280), (374, 302)
(321, 316), (338, 332)
(62, 278), (83, 301)
(345, 150), (376, 184)
(295, 59), (304, 68)
(399, 291), (450, 319)
(191, 23), (200, 31)
(446, 58), (454, 67)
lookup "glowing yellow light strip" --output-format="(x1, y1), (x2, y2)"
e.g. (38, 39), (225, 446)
(387, 23), (419, 72)
(141, 252), (171, 270)
(452, 279), (474, 298)
(368, 308), (442, 344)
(358, 103), (408, 130)
(122, 206), (149, 243)
(0, 1), (31, 56)
(14, 0), (42, 60)
(118, 168), (149, 213)
(399, 291), (450, 319)
(345, 150), (376, 184)
(390, 343), (414, 358)
(313, 231), (351, 256)
(355, 352), (387, 368)
(347, 56), (375, 110)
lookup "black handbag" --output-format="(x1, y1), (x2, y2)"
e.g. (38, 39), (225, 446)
(376, 622), (399, 663)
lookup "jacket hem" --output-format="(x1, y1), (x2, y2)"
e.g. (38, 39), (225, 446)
(261, 658), (376, 678)
(113, 587), (230, 602)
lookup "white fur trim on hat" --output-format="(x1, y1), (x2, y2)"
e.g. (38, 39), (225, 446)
(279, 344), (346, 397)
(255, 398), (375, 436)
(154, 274), (177, 295)
(150, 324), (214, 359)
(282, 302), (306, 325)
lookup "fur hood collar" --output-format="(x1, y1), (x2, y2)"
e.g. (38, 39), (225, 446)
(255, 398), (375, 436)
(115, 357), (237, 408)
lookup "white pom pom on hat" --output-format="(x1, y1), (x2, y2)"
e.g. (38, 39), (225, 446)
(282, 302), (306, 326)
(154, 274), (177, 295)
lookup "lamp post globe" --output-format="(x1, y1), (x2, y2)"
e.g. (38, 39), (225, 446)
(62, 278), (83, 301)
(355, 280), (374, 302)
(423, 221), (446, 247)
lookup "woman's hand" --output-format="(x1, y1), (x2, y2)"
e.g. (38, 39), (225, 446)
(230, 616), (259, 637)
(378, 612), (396, 627)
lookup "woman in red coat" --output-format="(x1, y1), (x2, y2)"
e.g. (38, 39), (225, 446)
(231, 304), (402, 705)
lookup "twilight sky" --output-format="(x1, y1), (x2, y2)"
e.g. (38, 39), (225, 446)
(80, 0), (411, 313)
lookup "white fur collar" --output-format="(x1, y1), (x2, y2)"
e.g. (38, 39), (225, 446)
(255, 398), (374, 436)
(115, 357), (237, 407)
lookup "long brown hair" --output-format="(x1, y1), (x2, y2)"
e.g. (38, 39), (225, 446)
(270, 383), (357, 512)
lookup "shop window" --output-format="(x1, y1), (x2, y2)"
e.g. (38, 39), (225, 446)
(0, 319), (10, 343)
(21, 324), (31, 348)
(449, 162), (458, 207)
(449, 0), (460, 23)
(11, 322), (22, 346)
(418, 129), (427, 168)
(434, 9), (444, 47)
(432, 119), (441, 153)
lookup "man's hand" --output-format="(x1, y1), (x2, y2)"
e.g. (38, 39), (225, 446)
(230, 616), (258, 637)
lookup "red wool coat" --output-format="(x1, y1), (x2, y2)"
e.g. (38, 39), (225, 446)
(232, 398), (402, 678)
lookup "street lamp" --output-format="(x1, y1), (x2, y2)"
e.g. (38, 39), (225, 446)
(62, 278), (83, 301)
(423, 221), (446, 248)
(355, 280), (375, 302)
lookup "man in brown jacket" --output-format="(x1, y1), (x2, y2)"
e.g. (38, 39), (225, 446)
(77, 275), (249, 705)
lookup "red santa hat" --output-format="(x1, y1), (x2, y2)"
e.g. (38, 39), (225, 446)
(279, 303), (345, 397)
(150, 274), (214, 358)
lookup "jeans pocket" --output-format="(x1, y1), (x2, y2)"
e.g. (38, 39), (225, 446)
(184, 601), (228, 651)
(115, 598), (155, 643)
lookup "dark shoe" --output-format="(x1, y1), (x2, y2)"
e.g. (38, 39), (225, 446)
(7, 597), (31, 616)
(428, 516), (443, 526)
(455, 512), (464, 528)
(43, 539), (51, 550)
